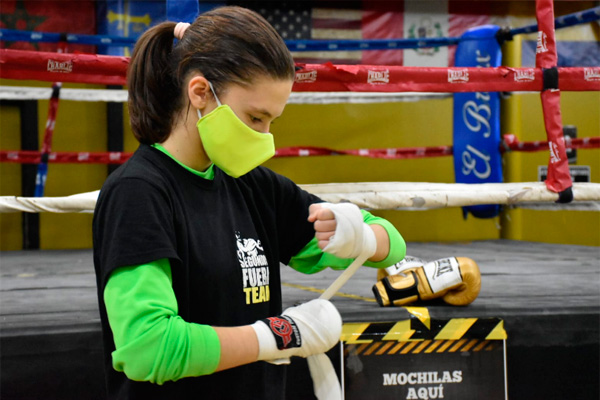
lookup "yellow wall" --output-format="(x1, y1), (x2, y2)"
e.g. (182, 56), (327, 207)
(0, 105), (23, 250)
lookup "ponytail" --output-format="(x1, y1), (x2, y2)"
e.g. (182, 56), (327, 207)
(127, 22), (179, 144)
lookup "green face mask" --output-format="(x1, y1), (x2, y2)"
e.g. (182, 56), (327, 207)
(196, 82), (275, 178)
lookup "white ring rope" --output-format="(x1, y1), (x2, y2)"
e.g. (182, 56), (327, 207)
(302, 182), (600, 209)
(0, 86), (128, 102)
(286, 91), (452, 104)
(1, 182), (598, 213)
(0, 86), (451, 104)
(0, 191), (99, 213)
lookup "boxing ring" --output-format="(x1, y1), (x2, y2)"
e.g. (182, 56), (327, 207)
(1, 2), (599, 400)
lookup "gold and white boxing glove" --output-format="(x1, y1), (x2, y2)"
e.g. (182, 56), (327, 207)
(373, 257), (481, 307)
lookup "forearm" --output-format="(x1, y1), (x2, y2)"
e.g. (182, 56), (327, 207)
(368, 223), (390, 263)
(105, 259), (260, 384)
(214, 325), (258, 372)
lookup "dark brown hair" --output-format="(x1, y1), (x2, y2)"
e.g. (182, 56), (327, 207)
(127, 6), (295, 144)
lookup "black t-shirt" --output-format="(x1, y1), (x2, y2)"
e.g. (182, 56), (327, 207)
(93, 144), (321, 399)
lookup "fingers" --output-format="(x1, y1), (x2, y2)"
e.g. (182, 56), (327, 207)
(313, 219), (336, 232)
(315, 228), (335, 249)
(316, 236), (333, 250)
(307, 203), (321, 222)
(309, 204), (337, 249)
(307, 203), (335, 223)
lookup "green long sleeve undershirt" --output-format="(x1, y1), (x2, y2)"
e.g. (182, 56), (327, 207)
(104, 258), (221, 384)
(104, 143), (406, 384)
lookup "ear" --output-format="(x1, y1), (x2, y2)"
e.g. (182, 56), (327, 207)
(187, 75), (211, 110)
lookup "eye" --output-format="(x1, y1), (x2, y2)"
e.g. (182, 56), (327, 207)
(250, 115), (262, 123)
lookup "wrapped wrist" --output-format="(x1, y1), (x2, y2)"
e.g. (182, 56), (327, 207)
(251, 316), (302, 361)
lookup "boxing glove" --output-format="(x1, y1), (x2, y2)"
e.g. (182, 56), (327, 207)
(251, 299), (342, 362)
(373, 257), (481, 307)
(376, 255), (427, 282)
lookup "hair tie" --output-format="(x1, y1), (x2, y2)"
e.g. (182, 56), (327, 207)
(174, 22), (190, 40)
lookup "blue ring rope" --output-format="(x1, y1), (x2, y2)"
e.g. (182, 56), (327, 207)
(0, 29), (137, 46)
(509, 6), (600, 36)
(0, 6), (598, 50)
(285, 37), (461, 52)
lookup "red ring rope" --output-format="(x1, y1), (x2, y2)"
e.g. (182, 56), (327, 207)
(2, 136), (597, 165)
(1, 49), (599, 92)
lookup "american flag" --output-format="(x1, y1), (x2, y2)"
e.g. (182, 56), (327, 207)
(233, 1), (403, 65)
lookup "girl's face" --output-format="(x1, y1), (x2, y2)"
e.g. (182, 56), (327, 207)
(216, 76), (294, 134)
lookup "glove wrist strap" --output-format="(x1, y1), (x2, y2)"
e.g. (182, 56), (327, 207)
(251, 316), (302, 361)
(261, 316), (302, 350)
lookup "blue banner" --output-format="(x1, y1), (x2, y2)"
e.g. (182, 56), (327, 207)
(198, 2), (225, 14)
(96, 0), (166, 56)
(167, 0), (198, 22)
(453, 25), (503, 219)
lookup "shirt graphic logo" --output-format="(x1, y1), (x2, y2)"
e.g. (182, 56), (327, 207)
(236, 232), (270, 305)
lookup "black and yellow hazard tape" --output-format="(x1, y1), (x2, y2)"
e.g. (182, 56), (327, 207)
(341, 313), (506, 356)
(282, 280), (507, 355)
(344, 338), (501, 356)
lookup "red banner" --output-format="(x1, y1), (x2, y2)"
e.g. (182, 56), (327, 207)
(0, 0), (95, 53)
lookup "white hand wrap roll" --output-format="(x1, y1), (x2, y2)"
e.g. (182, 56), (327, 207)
(319, 202), (377, 259)
(251, 299), (342, 362)
(308, 353), (342, 400)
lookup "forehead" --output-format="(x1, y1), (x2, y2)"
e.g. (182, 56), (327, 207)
(223, 77), (293, 116)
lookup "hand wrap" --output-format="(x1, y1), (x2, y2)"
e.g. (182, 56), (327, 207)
(319, 203), (377, 259)
(251, 299), (342, 362)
